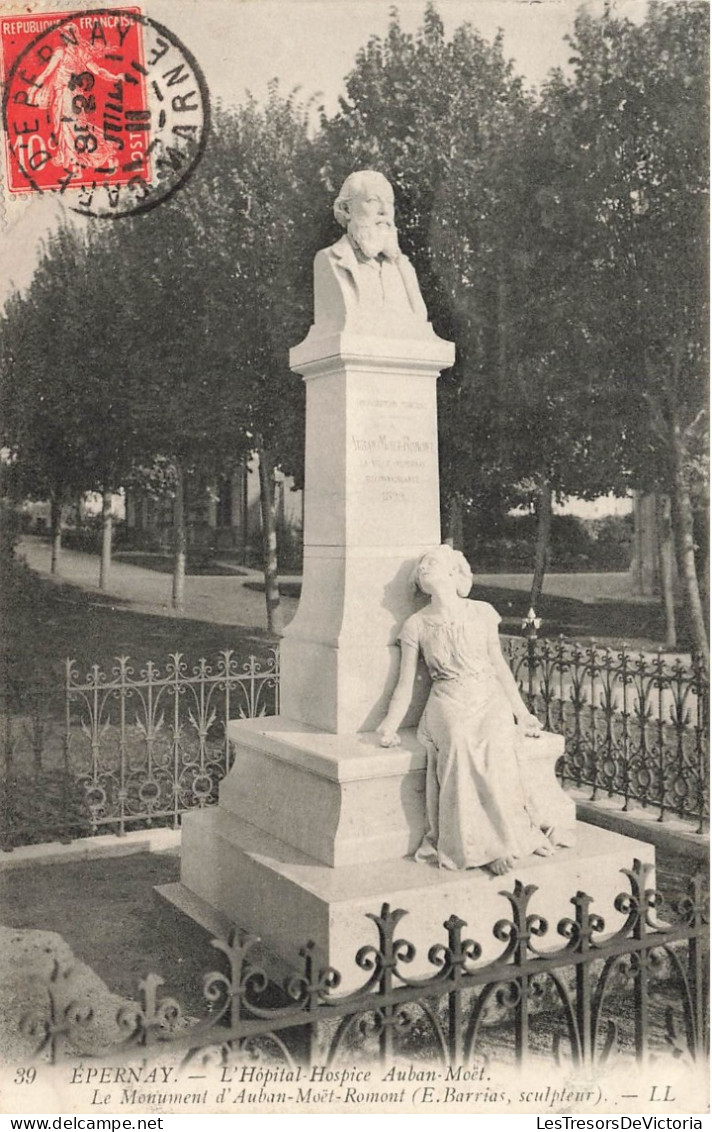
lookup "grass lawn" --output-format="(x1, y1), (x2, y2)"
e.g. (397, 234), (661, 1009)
(469, 582), (693, 651)
(0, 850), (212, 1016)
(113, 551), (248, 577)
(1, 558), (275, 694)
(0, 553), (694, 708)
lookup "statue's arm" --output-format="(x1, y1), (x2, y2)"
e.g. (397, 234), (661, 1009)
(485, 618), (541, 735)
(377, 642), (419, 748)
(91, 61), (120, 83)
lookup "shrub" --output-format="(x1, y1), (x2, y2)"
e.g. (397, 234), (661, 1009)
(464, 511), (634, 573)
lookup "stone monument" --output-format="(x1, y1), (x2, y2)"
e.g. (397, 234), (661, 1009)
(281, 169), (450, 733)
(162, 171), (654, 988)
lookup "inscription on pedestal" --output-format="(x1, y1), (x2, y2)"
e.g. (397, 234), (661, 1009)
(349, 397), (437, 521)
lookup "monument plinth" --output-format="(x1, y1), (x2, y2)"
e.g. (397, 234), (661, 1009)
(164, 170), (654, 981)
(281, 329), (454, 733)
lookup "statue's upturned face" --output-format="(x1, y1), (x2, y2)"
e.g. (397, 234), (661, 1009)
(416, 549), (456, 596)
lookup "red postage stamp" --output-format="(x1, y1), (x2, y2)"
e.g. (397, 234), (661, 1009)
(1, 8), (149, 195)
(1, 7), (208, 217)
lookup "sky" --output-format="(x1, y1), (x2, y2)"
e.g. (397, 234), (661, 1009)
(150, 0), (652, 114)
(0, 0), (651, 305)
(157, 0), (582, 113)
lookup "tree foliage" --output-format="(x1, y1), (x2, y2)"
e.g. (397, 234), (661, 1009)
(539, 1), (709, 653)
(321, 6), (531, 512)
(0, 86), (327, 619)
(321, 2), (707, 642)
(185, 87), (329, 626)
(0, 224), (148, 572)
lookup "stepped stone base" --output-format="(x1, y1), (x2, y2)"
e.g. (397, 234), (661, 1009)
(217, 717), (576, 867)
(167, 810), (654, 992)
(164, 716), (654, 991)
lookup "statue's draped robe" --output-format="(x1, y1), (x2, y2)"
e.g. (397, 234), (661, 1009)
(399, 600), (553, 870)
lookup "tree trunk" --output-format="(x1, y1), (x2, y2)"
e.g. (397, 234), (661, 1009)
(655, 495), (677, 649)
(99, 486), (113, 590)
(670, 435), (709, 664)
(444, 495), (463, 551)
(496, 263), (511, 469)
(529, 480), (553, 612)
(695, 503), (709, 630)
(257, 440), (283, 636)
(172, 461), (186, 612)
(703, 539), (710, 635)
(49, 491), (62, 574)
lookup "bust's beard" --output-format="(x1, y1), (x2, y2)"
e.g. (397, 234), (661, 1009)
(349, 219), (400, 261)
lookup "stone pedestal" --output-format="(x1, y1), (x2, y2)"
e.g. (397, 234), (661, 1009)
(282, 331), (454, 733)
(218, 717), (428, 867)
(166, 721), (652, 990)
(170, 736), (652, 990)
(214, 720), (575, 868)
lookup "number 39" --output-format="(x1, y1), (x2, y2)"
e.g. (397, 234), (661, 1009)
(14, 1067), (37, 1084)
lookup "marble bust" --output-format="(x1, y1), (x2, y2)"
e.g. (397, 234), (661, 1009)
(311, 170), (433, 339)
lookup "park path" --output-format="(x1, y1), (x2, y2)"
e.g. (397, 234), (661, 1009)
(18, 537), (646, 632)
(17, 537), (299, 630)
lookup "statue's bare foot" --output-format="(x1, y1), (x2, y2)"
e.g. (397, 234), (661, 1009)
(488, 856), (514, 876)
(533, 842), (555, 857)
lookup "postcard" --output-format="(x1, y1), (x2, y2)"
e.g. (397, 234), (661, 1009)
(0, 0), (708, 1120)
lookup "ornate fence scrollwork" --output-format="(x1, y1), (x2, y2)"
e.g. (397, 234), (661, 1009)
(1, 649), (279, 847)
(502, 634), (709, 832)
(65, 648), (280, 837)
(20, 861), (709, 1071)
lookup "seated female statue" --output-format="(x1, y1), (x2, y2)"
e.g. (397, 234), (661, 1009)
(378, 544), (566, 875)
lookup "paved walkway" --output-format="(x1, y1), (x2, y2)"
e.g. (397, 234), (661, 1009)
(18, 537), (648, 631)
(17, 537), (299, 630)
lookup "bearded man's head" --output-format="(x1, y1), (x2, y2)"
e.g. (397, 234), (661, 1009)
(333, 170), (401, 260)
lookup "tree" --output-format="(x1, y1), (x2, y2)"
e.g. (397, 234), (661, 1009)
(541, 1), (709, 656)
(58, 224), (148, 588)
(321, 7), (524, 530)
(0, 223), (154, 585)
(2, 91), (326, 626)
(67, 90), (326, 625)
(0, 228), (111, 573)
(72, 157), (259, 610)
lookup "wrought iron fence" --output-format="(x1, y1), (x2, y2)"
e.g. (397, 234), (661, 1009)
(501, 633), (709, 833)
(17, 860), (708, 1074)
(0, 649), (279, 848)
(1, 633), (709, 849)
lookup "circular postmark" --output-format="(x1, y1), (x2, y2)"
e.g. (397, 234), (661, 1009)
(2, 7), (210, 218)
